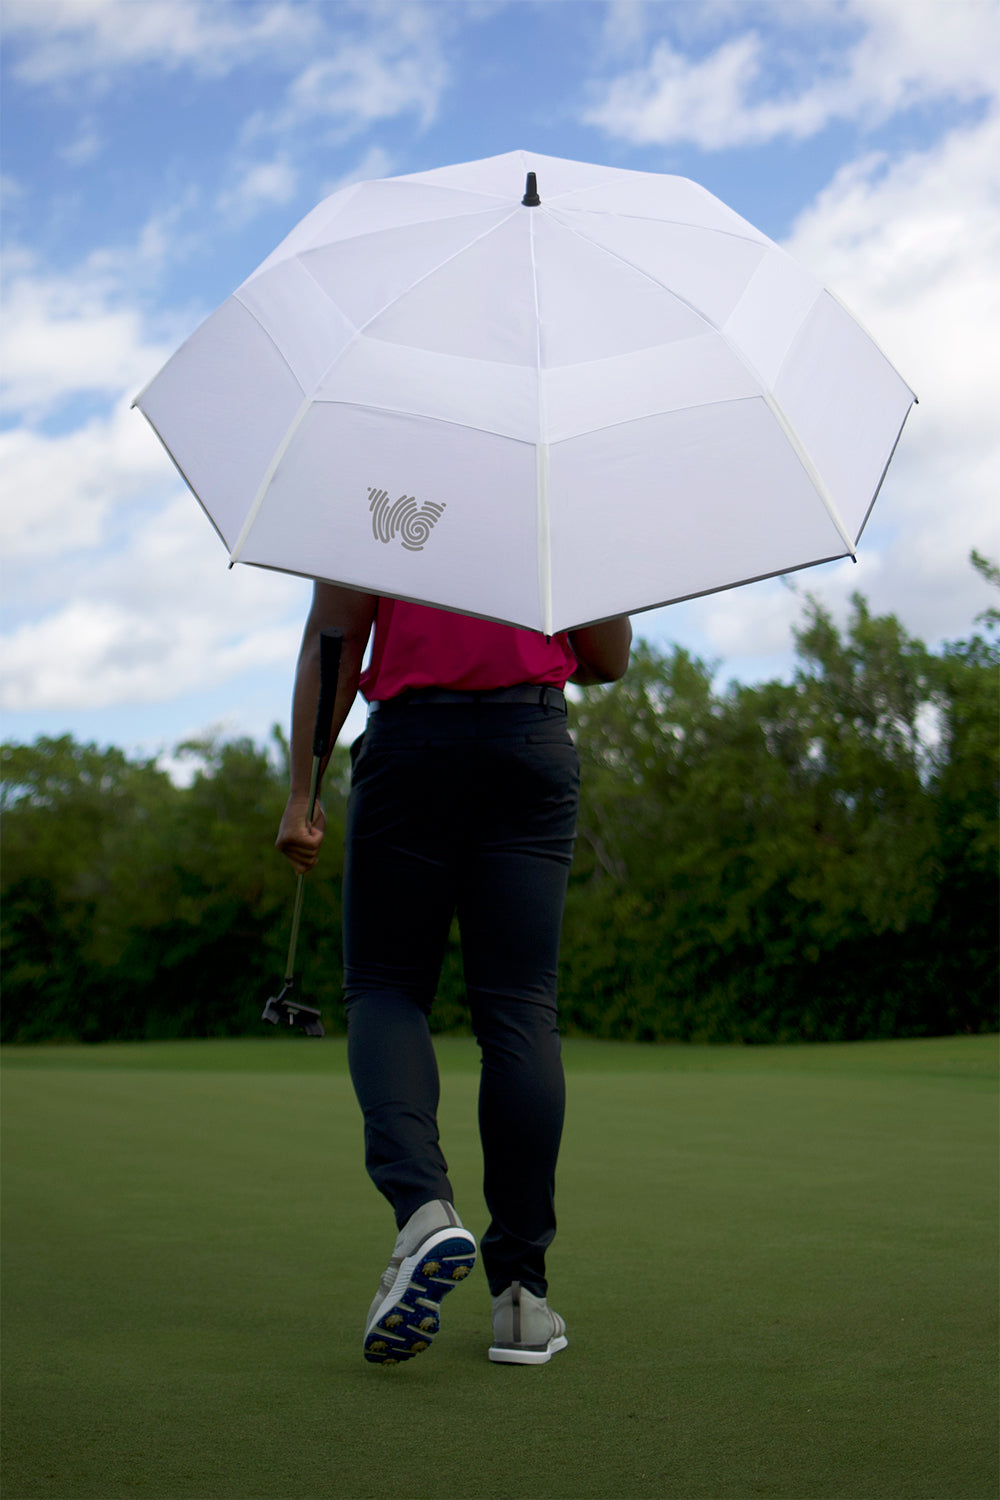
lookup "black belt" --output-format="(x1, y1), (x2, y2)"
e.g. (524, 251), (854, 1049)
(369, 684), (566, 713)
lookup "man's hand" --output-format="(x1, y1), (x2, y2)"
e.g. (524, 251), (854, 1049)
(276, 795), (327, 874)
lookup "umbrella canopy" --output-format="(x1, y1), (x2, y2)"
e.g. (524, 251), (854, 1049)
(134, 149), (916, 635)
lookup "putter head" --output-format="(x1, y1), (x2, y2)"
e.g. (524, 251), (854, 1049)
(261, 983), (325, 1037)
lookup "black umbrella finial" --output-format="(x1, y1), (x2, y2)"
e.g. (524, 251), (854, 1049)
(522, 171), (541, 206)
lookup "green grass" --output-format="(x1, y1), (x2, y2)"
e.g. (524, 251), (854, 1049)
(2, 1035), (996, 1500)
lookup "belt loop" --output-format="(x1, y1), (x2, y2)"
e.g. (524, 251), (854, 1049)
(541, 685), (550, 713)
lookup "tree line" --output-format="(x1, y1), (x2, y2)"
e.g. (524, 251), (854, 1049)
(2, 570), (997, 1045)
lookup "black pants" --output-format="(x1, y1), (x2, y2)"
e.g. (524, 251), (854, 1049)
(343, 699), (580, 1298)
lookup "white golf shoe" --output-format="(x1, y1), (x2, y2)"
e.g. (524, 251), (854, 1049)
(363, 1199), (477, 1365)
(488, 1279), (568, 1364)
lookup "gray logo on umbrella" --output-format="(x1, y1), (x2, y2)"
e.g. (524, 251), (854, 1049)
(368, 487), (446, 552)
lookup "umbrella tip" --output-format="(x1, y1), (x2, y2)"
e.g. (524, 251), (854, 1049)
(522, 171), (540, 207)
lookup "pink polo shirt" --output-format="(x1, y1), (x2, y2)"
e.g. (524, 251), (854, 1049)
(359, 599), (578, 702)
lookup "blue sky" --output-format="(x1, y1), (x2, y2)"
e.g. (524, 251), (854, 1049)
(2, 0), (998, 766)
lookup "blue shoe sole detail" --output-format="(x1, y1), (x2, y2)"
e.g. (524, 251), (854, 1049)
(364, 1234), (476, 1364)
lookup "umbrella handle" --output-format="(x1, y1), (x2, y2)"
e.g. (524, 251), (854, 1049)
(282, 627), (344, 982)
(313, 628), (344, 765)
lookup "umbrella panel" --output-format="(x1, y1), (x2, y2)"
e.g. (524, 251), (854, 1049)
(772, 291), (915, 540)
(237, 404), (545, 629)
(298, 207), (513, 344)
(548, 400), (852, 632)
(139, 297), (307, 552)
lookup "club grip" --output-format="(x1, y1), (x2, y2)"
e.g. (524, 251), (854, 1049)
(312, 629), (344, 760)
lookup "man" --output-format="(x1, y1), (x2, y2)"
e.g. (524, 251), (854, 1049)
(277, 583), (630, 1364)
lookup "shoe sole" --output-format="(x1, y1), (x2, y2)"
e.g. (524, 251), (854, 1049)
(488, 1332), (568, 1365)
(364, 1229), (477, 1365)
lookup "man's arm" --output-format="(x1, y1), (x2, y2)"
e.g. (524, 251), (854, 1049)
(275, 583), (377, 873)
(568, 617), (632, 685)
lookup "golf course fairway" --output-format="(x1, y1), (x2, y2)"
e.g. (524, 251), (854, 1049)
(2, 1034), (996, 1499)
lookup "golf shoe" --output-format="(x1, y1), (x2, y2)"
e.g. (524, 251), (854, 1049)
(363, 1199), (476, 1365)
(488, 1280), (568, 1364)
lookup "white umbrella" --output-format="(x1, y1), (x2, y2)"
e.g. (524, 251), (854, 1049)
(134, 149), (916, 636)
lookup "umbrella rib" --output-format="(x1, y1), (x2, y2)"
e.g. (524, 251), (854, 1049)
(228, 395), (313, 564)
(852, 400), (916, 547)
(825, 285), (917, 400)
(759, 390), (858, 559)
(130, 399), (231, 553)
(547, 205), (739, 334)
(392, 179), (510, 205)
(530, 169), (765, 244)
(528, 207), (554, 637)
(555, 204), (769, 249)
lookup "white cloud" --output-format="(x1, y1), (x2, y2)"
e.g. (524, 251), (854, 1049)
(0, 267), (169, 416)
(4, 0), (320, 83)
(58, 125), (104, 166)
(0, 399), (171, 563)
(589, 32), (765, 149)
(5, 1), (452, 247)
(249, 21), (449, 142)
(0, 296), (311, 716)
(0, 174), (25, 208)
(320, 144), (397, 197)
(0, 232), (286, 720)
(0, 489), (311, 713)
(0, 188), (315, 727)
(6, 0), (451, 140)
(216, 157), (300, 218)
(0, 199), (201, 419)
(0, 595), (295, 713)
(0, 249), (311, 717)
(586, 0), (1000, 148)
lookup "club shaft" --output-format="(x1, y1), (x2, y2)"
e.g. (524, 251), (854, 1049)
(283, 751), (323, 983)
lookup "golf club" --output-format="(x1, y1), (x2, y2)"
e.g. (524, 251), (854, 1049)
(262, 627), (343, 1037)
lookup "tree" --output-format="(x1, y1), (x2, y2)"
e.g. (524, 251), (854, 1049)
(1, 737), (179, 1039)
(1, 732), (352, 1041)
(924, 555), (1000, 1029)
(2, 575), (996, 1044)
(560, 581), (997, 1043)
